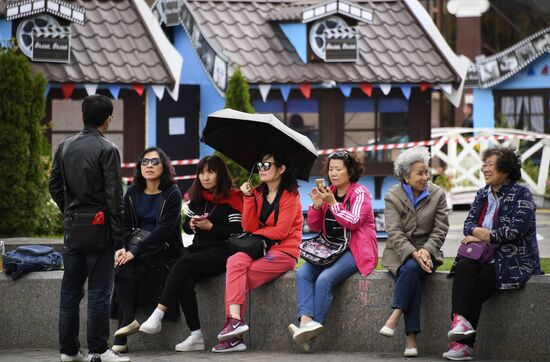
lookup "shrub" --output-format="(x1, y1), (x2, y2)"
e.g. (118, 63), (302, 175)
(0, 47), (49, 236)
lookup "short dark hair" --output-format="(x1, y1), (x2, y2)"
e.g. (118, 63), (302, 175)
(324, 151), (364, 183)
(187, 155), (233, 202)
(258, 149), (299, 196)
(133, 147), (176, 191)
(82, 95), (113, 128)
(482, 146), (521, 182)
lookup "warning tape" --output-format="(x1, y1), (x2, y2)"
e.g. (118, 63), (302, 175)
(121, 159), (200, 169)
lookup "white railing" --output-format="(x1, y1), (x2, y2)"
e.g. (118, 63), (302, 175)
(430, 128), (550, 197)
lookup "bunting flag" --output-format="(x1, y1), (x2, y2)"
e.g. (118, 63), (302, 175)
(61, 83), (75, 99)
(400, 85), (411, 100)
(152, 85), (165, 100)
(108, 84), (121, 99)
(132, 84), (145, 96)
(299, 83), (311, 99)
(340, 84), (352, 97)
(379, 83), (391, 95)
(259, 84), (271, 102)
(542, 65), (549, 75)
(280, 85), (292, 102)
(527, 65), (535, 76)
(359, 83), (372, 97)
(419, 83), (431, 92)
(44, 83), (51, 98)
(440, 83), (453, 95)
(84, 84), (98, 96)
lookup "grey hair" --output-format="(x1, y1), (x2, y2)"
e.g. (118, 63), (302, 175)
(393, 147), (431, 182)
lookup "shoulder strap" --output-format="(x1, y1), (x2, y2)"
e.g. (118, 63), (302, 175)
(57, 141), (70, 207)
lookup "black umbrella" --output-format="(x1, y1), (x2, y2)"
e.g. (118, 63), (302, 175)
(202, 108), (319, 181)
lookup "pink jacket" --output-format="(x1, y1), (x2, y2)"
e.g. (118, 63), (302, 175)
(307, 182), (378, 276)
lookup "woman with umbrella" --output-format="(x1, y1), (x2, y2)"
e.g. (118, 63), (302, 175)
(212, 149), (303, 352)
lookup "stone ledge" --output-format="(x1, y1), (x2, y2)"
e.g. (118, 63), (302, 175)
(0, 271), (548, 361)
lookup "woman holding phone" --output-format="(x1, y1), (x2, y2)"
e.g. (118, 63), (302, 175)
(288, 151), (377, 352)
(139, 155), (243, 352)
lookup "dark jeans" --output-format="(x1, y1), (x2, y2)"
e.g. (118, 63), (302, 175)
(159, 245), (230, 331)
(392, 257), (429, 334)
(451, 258), (497, 347)
(59, 248), (114, 355)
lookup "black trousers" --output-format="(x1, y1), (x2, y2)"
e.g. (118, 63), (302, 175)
(451, 258), (497, 347)
(159, 245), (231, 331)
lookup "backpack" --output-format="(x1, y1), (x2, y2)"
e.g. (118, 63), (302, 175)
(4, 245), (63, 280)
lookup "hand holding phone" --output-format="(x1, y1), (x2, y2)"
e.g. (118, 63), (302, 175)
(315, 178), (326, 190)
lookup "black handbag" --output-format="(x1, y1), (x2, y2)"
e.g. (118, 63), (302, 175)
(299, 199), (351, 266)
(227, 232), (279, 260)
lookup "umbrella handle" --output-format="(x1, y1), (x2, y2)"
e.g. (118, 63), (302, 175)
(247, 164), (255, 184)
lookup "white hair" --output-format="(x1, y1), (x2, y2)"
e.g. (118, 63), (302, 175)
(393, 147), (430, 182)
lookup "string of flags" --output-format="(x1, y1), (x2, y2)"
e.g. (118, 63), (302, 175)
(255, 82), (439, 102)
(44, 83), (174, 100)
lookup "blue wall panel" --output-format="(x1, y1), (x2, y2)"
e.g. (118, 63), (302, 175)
(0, 20), (11, 40)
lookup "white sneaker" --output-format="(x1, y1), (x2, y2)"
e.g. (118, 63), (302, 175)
(293, 320), (324, 345)
(88, 348), (130, 362)
(60, 351), (86, 362)
(111, 345), (127, 354)
(404, 347), (418, 357)
(288, 323), (311, 352)
(175, 334), (205, 351)
(114, 320), (140, 337)
(139, 316), (161, 334)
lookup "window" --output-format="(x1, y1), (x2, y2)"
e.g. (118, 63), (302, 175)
(344, 96), (409, 162)
(497, 93), (547, 133)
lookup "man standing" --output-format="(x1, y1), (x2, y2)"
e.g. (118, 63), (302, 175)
(49, 95), (129, 362)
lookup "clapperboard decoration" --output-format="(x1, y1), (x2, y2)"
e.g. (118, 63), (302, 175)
(163, 0), (180, 27)
(32, 26), (71, 63)
(474, 26), (550, 88)
(302, 0), (373, 24)
(324, 27), (358, 62)
(7, 0), (85, 25)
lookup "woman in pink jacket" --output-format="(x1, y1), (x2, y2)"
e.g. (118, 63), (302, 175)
(288, 151), (378, 352)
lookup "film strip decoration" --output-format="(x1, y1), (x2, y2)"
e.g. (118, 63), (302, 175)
(302, 0), (373, 24)
(324, 26), (358, 62)
(152, 0), (181, 27)
(151, 0), (228, 94)
(32, 26), (70, 63)
(7, 0), (85, 25)
(471, 26), (550, 89)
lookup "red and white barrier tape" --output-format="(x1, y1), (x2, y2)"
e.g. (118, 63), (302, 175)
(123, 175), (196, 183)
(121, 158), (200, 169)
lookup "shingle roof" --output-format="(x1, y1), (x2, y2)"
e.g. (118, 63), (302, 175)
(187, 0), (459, 84)
(2, 0), (175, 85)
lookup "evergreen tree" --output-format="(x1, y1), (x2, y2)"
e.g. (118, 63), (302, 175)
(0, 47), (51, 236)
(216, 67), (259, 186)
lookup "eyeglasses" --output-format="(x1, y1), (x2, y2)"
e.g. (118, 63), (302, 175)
(141, 157), (162, 166)
(256, 161), (275, 171)
(328, 151), (351, 159)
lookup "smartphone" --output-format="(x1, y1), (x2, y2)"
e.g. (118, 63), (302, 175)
(315, 178), (326, 190)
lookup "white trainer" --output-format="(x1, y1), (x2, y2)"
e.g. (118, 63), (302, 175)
(175, 334), (205, 352)
(288, 323), (311, 352)
(88, 348), (130, 362)
(60, 350), (86, 362)
(139, 316), (161, 335)
(293, 320), (324, 345)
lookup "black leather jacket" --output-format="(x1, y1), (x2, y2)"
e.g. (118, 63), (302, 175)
(49, 127), (124, 250)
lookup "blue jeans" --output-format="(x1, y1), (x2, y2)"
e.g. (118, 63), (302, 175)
(392, 257), (427, 334)
(59, 248), (114, 355)
(296, 250), (358, 324)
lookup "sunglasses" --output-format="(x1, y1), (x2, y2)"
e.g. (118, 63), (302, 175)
(256, 161), (275, 171)
(328, 150), (351, 159)
(141, 157), (162, 166)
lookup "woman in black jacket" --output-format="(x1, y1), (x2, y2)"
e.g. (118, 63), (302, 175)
(112, 147), (183, 353)
(139, 155), (243, 352)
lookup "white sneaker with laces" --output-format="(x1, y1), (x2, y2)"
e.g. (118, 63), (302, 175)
(88, 348), (130, 362)
(60, 350), (86, 362)
(175, 334), (205, 351)
(288, 323), (311, 352)
(139, 316), (161, 334)
(293, 320), (324, 345)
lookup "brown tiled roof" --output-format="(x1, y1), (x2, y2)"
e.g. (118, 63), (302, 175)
(21, 0), (173, 85)
(187, 0), (458, 84)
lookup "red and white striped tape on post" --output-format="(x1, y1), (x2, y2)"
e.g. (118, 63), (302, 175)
(121, 158), (200, 169)
(123, 175), (197, 183)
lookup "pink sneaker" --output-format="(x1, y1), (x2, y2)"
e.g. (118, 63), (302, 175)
(447, 314), (475, 342)
(217, 316), (249, 341)
(442, 342), (474, 360)
(212, 337), (247, 353)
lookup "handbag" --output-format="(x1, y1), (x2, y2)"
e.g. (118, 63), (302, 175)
(457, 242), (495, 264)
(299, 199), (351, 266)
(227, 232), (279, 260)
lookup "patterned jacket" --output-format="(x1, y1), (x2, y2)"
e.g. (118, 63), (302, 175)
(453, 181), (542, 289)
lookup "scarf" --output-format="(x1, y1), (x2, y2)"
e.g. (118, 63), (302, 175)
(201, 189), (243, 212)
